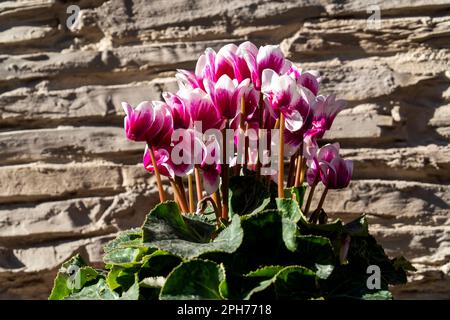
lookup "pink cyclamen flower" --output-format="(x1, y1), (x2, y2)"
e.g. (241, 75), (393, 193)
(244, 44), (291, 90)
(163, 92), (191, 130)
(174, 57), (210, 91)
(149, 101), (174, 148)
(200, 138), (222, 195)
(229, 84), (259, 146)
(240, 85), (260, 123)
(143, 146), (174, 178)
(204, 75), (250, 120)
(144, 129), (206, 179)
(306, 142), (340, 186)
(306, 94), (345, 140)
(175, 69), (201, 90)
(122, 101), (166, 144)
(178, 88), (223, 132)
(262, 69), (314, 132)
(176, 45), (236, 90)
(282, 91), (315, 155)
(221, 41), (258, 83)
(320, 156), (353, 189)
(287, 65), (321, 96)
(170, 128), (206, 176)
(214, 44), (238, 81)
(202, 163), (221, 195)
(303, 134), (318, 160)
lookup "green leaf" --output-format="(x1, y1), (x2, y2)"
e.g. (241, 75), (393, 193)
(103, 247), (147, 267)
(314, 264), (335, 280)
(244, 266), (317, 300)
(219, 277), (229, 299)
(362, 290), (393, 300)
(140, 276), (166, 288)
(106, 265), (137, 291)
(142, 201), (214, 243)
(160, 260), (227, 300)
(142, 201), (196, 241)
(66, 278), (119, 300)
(234, 210), (287, 273)
(274, 266), (318, 300)
(299, 218), (345, 257)
(300, 218), (344, 235)
(289, 185), (307, 208)
(393, 256), (416, 272)
(106, 265), (122, 290)
(184, 212), (217, 228)
(103, 228), (142, 253)
(245, 266), (284, 278)
(229, 176), (271, 217)
(347, 234), (409, 285)
(244, 278), (275, 300)
(49, 255), (89, 300)
(276, 198), (304, 251)
(296, 235), (335, 265)
(120, 277), (140, 300)
(230, 209), (322, 274)
(75, 267), (100, 288)
(143, 214), (243, 259)
(140, 250), (182, 277)
(139, 275), (165, 300)
(344, 215), (369, 237)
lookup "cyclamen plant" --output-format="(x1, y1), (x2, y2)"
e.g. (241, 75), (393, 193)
(49, 42), (414, 300)
(122, 42), (350, 221)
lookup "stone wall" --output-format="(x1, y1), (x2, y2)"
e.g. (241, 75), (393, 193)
(0, 0), (449, 299)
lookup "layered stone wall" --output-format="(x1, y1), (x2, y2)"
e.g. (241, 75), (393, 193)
(0, 0), (449, 299)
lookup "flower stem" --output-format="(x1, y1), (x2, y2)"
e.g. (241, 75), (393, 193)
(294, 145), (304, 187)
(299, 157), (307, 186)
(213, 191), (222, 221)
(188, 174), (195, 213)
(316, 187), (329, 212)
(287, 153), (297, 188)
(274, 119), (280, 129)
(149, 145), (167, 203)
(208, 198), (221, 227)
(294, 155), (304, 187)
(170, 178), (188, 213)
(304, 182), (317, 215)
(256, 92), (264, 179)
(221, 120), (230, 220)
(244, 123), (249, 168)
(175, 176), (189, 212)
(235, 95), (246, 176)
(194, 165), (203, 202)
(172, 181), (181, 204)
(278, 113), (285, 198)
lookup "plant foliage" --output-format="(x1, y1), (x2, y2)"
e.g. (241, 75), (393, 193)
(49, 177), (413, 300)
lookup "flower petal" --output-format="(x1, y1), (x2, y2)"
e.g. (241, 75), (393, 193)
(317, 143), (340, 163)
(121, 101), (133, 116)
(284, 109), (304, 132)
(261, 69), (278, 93)
(237, 41), (258, 57)
(257, 45), (285, 74)
(203, 167), (220, 195)
(195, 54), (207, 79)
(298, 72), (320, 96)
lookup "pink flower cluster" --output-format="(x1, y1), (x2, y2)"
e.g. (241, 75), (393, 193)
(121, 41), (353, 212)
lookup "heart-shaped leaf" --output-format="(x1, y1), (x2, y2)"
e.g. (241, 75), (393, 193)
(143, 213), (243, 259)
(160, 260), (227, 300)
